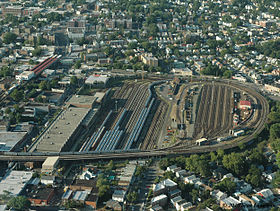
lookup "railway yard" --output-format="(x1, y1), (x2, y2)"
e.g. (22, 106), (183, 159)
(78, 81), (168, 153)
(0, 77), (270, 160)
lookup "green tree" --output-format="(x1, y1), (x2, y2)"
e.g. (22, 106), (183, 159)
(272, 171), (280, 188)
(7, 196), (31, 210)
(222, 152), (246, 176)
(223, 70), (233, 79)
(126, 191), (138, 203)
(158, 158), (171, 170)
(96, 174), (111, 199)
(270, 123), (280, 140)
(245, 165), (263, 187)
(106, 160), (114, 171)
(11, 89), (24, 102)
(214, 178), (236, 194)
(3, 32), (17, 44)
(64, 199), (83, 209)
(39, 81), (48, 90)
(5, 107), (11, 115)
(74, 59), (82, 69)
(70, 76), (78, 87)
(32, 47), (43, 56)
(268, 112), (280, 124)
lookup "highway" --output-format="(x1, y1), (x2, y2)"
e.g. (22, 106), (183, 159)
(0, 77), (269, 162)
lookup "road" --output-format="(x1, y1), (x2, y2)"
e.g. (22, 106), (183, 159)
(133, 162), (163, 211)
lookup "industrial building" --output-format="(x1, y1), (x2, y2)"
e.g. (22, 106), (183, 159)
(85, 75), (109, 86)
(0, 132), (28, 152)
(15, 71), (34, 81)
(239, 101), (251, 110)
(0, 170), (33, 195)
(41, 156), (60, 174)
(33, 93), (105, 153)
(66, 93), (105, 108)
(35, 107), (91, 152)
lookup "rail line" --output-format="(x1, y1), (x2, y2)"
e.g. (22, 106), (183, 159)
(0, 78), (269, 161)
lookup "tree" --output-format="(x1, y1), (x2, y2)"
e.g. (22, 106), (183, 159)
(74, 60), (82, 69)
(5, 107), (11, 115)
(272, 171), (280, 188)
(245, 165), (263, 188)
(186, 154), (211, 177)
(270, 123), (280, 140)
(223, 70), (233, 79)
(222, 152), (246, 176)
(106, 160), (114, 171)
(7, 196), (31, 210)
(210, 152), (217, 163)
(135, 166), (146, 177)
(268, 112), (280, 124)
(214, 178), (236, 194)
(32, 47), (43, 56)
(96, 174), (111, 199)
(64, 199), (83, 209)
(158, 158), (171, 170)
(126, 191), (138, 203)
(3, 32), (17, 44)
(190, 189), (199, 204)
(11, 89), (24, 102)
(70, 76), (78, 87)
(39, 81), (48, 90)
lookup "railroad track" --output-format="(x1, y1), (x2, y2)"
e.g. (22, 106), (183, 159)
(194, 84), (212, 138)
(121, 83), (150, 149)
(193, 85), (206, 137)
(206, 84), (218, 135)
(142, 101), (168, 150)
(0, 78), (269, 161)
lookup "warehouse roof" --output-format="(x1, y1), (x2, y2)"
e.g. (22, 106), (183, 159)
(85, 75), (109, 85)
(240, 100), (251, 107)
(42, 156), (59, 168)
(0, 132), (27, 152)
(35, 107), (90, 152)
(66, 95), (97, 108)
(0, 170), (33, 196)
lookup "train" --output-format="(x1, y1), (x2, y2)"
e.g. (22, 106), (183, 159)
(0, 149), (142, 157)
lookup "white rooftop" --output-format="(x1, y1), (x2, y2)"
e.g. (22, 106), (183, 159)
(0, 132), (27, 152)
(151, 194), (167, 203)
(0, 170), (33, 196)
(72, 190), (89, 201)
(85, 75), (109, 84)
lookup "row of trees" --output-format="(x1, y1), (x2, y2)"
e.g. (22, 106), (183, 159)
(159, 142), (268, 189)
(201, 62), (233, 79)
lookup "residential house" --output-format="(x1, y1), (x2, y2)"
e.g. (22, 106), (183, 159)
(211, 190), (227, 201)
(151, 194), (168, 207)
(220, 196), (241, 210)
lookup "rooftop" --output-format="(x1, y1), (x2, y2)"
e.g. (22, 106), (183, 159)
(35, 107), (90, 152)
(151, 194), (168, 203)
(85, 75), (109, 85)
(0, 170), (33, 196)
(25, 185), (54, 200)
(0, 132), (27, 152)
(72, 190), (89, 201)
(66, 95), (98, 108)
(42, 156), (59, 168)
